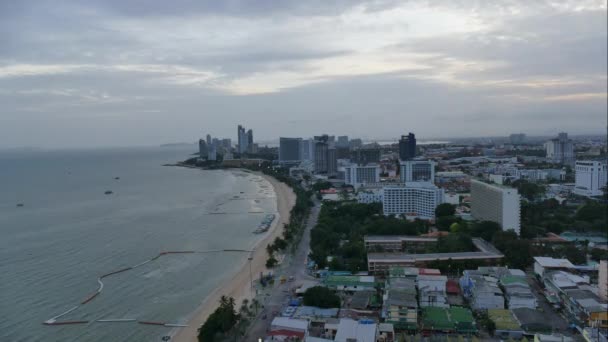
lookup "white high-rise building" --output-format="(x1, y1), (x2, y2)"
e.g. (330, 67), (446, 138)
(300, 139), (315, 162)
(400, 160), (435, 183)
(599, 260), (607, 301)
(382, 183), (444, 221)
(574, 160), (607, 197)
(470, 179), (521, 235)
(344, 164), (380, 188)
(545, 132), (574, 165)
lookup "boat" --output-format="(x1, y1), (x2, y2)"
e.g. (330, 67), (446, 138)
(16, 203), (24, 207)
(104, 191), (113, 195)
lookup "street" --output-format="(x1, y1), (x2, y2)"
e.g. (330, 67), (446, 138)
(244, 199), (321, 341)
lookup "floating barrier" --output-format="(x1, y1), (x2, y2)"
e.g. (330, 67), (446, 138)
(44, 249), (252, 327)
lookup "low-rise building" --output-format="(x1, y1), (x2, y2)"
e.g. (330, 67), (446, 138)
(417, 275), (449, 308)
(460, 273), (504, 310)
(500, 275), (537, 309)
(488, 309), (524, 339)
(269, 317), (309, 340)
(384, 278), (418, 331)
(323, 275), (376, 292)
(533, 257), (576, 277)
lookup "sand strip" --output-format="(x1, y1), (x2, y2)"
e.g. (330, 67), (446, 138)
(171, 172), (295, 342)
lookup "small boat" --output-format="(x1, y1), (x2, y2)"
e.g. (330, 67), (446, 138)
(114, 177), (120, 180)
(104, 191), (113, 195)
(16, 203), (24, 207)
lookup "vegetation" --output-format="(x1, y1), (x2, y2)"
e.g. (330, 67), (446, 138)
(475, 311), (497, 337)
(435, 203), (456, 217)
(302, 286), (341, 308)
(511, 179), (546, 201)
(309, 201), (429, 272)
(520, 199), (607, 238)
(198, 296), (239, 342)
(243, 163), (314, 268)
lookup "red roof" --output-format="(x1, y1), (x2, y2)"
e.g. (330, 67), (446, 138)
(268, 330), (305, 338)
(446, 279), (460, 294)
(320, 188), (337, 194)
(419, 268), (441, 276)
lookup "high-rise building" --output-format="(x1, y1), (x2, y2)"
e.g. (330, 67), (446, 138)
(599, 260), (608, 301)
(382, 183), (444, 220)
(470, 179), (521, 235)
(545, 132), (574, 165)
(344, 164), (380, 188)
(509, 133), (526, 145)
(300, 139), (315, 162)
(208, 143), (217, 161)
(314, 135), (329, 173)
(222, 138), (232, 150)
(206, 134), (212, 146)
(247, 129), (254, 153)
(399, 133), (416, 161)
(574, 160), (607, 197)
(237, 125), (254, 154)
(349, 139), (363, 149)
(399, 160), (435, 183)
(327, 148), (337, 176)
(237, 125), (247, 154)
(337, 136), (349, 148)
(351, 148), (381, 165)
(279, 137), (302, 163)
(198, 139), (208, 158)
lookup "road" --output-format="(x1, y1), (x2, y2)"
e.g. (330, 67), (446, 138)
(244, 199), (321, 341)
(525, 273), (573, 336)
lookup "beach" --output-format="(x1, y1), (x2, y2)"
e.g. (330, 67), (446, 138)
(172, 172), (296, 342)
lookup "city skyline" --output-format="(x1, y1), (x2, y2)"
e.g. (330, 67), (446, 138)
(1, 0), (606, 148)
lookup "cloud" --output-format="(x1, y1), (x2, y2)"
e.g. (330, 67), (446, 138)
(0, 0), (605, 148)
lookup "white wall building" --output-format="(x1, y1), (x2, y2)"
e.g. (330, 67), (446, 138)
(382, 183), (444, 220)
(358, 189), (383, 204)
(300, 138), (315, 162)
(545, 132), (574, 165)
(574, 160), (607, 197)
(599, 260), (607, 301)
(399, 160), (435, 183)
(345, 164), (380, 188)
(470, 179), (521, 235)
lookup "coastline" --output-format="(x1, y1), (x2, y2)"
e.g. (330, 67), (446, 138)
(171, 171), (296, 342)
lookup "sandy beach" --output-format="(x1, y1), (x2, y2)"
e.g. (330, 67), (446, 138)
(172, 172), (296, 342)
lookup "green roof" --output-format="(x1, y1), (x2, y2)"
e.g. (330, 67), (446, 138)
(500, 275), (528, 285)
(488, 309), (521, 331)
(421, 307), (477, 333)
(324, 275), (377, 287)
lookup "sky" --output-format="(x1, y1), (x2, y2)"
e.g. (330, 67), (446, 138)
(1, 0), (606, 148)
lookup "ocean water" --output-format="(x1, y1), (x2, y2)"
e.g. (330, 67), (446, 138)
(0, 147), (276, 342)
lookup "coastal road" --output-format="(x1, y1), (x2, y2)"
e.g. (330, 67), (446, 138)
(244, 199), (321, 341)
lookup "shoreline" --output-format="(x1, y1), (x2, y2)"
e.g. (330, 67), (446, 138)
(171, 170), (296, 342)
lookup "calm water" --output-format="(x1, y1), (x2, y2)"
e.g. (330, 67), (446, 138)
(0, 147), (276, 342)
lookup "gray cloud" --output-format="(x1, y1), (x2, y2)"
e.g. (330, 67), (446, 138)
(0, 0), (605, 148)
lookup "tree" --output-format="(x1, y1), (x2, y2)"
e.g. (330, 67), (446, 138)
(198, 296), (240, 342)
(471, 221), (502, 241)
(435, 203), (456, 217)
(265, 256), (278, 268)
(303, 286), (341, 308)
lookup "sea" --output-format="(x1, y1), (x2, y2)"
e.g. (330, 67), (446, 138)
(0, 147), (277, 342)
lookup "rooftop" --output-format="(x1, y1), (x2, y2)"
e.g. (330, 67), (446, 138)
(270, 317), (308, 331)
(364, 235), (437, 243)
(488, 309), (522, 331)
(534, 257), (575, 269)
(334, 318), (377, 342)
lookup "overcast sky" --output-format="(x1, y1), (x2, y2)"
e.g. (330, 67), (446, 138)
(1, 0), (606, 148)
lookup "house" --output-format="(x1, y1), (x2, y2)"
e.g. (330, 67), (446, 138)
(500, 275), (537, 309)
(417, 275), (449, 308)
(460, 274), (505, 310)
(323, 275), (376, 292)
(533, 257), (575, 277)
(269, 317), (309, 341)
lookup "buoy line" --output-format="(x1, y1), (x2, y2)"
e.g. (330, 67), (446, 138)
(43, 249), (253, 327)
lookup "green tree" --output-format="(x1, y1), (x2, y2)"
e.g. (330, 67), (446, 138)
(265, 256), (278, 268)
(471, 221), (502, 241)
(303, 286), (341, 308)
(198, 296), (240, 342)
(435, 203), (456, 217)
